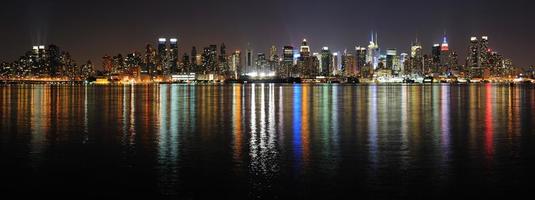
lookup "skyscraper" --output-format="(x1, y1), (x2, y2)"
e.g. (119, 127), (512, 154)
(399, 53), (408, 74)
(181, 53), (190, 74)
(342, 49), (356, 77)
(245, 48), (254, 74)
(439, 35), (451, 74)
(432, 44), (441, 62)
(256, 53), (267, 74)
(219, 43), (228, 74)
(282, 46), (294, 77)
(468, 37), (480, 68)
(320, 47), (332, 76)
(300, 39), (311, 58)
(47, 45), (61, 76)
(432, 43), (441, 73)
(367, 32), (380, 70)
(355, 46), (367, 74)
(201, 45), (217, 74)
(386, 49), (397, 71)
(169, 38), (179, 74)
(332, 52), (340, 76)
(298, 39), (315, 78)
(230, 50), (241, 79)
(268, 45), (280, 74)
(468, 36), (490, 78)
(410, 39), (424, 74)
(269, 45), (278, 61)
(411, 39), (423, 58)
(157, 38), (168, 74)
(143, 44), (157, 76)
(480, 36), (490, 67)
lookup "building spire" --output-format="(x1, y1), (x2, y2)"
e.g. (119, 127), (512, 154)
(375, 32), (378, 46)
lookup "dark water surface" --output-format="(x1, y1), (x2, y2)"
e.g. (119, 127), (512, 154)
(1, 84), (535, 199)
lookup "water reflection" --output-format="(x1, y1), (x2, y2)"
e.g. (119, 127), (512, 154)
(484, 84), (495, 164)
(1, 84), (534, 198)
(368, 85), (378, 169)
(232, 85), (243, 162)
(440, 85), (451, 170)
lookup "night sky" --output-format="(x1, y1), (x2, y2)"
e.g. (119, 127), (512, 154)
(1, 0), (534, 68)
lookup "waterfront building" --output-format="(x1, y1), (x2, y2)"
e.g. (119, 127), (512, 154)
(245, 48), (254, 74)
(300, 39), (311, 58)
(342, 49), (356, 77)
(332, 52), (340, 76)
(169, 38), (179, 74)
(219, 43), (229, 74)
(399, 53), (408, 75)
(367, 32), (380, 70)
(157, 38), (168, 74)
(256, 53), (268, 74)
(467, 36), (491, 78)
(355, 46), (367, 75)
(386, 49), (397, 71)
(230, 50), (241, 79)
(320, 47), (332, 76)
(201, 45), (218, 74)
(282, 46), (294, 77)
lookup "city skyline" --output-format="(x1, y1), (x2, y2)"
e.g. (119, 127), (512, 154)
(2, 1), (535, 198)
(1, 0), (534, 68)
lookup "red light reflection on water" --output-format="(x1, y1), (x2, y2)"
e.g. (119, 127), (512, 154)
(484, 84), (494, 158)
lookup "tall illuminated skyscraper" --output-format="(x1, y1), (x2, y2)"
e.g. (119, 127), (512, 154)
(399, 53), (408, 74)
(410, 39), (424, 74)
(332, 52), (340, 75)
(480, 36), (490, 67)
(256, 53), (267, 73)
(440, 35), (450, 65)
(282, 46), (294, 77)
(143, 44), (157, 76)
(283, 46), (294, 63)
(158, 38), (167, 59)
(298, 39), (315, 78)
(219, 43), (228, 73)
(342, 49), (356, 76)
(355, 46), (367, 74)
(468, 37), (480, 68)
(411, 39), (423, 58)
(169, 38), (179, 74)
(157, 38), (168, 74)
(367, 32), (380, 70)
(320, 47), (332, 76)
(467, 36), (491, 78)
(230, 50), (241, 78)
(300, 39), (311, 58)
(201, 45), (217, 73)
(269, 45), (278, 61)
(386, 49), (397, 70)
(432, 44), (441, 65)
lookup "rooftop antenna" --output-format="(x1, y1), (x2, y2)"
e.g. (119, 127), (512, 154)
(375, 32), (378, 46)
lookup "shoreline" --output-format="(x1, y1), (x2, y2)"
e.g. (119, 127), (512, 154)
(1, 81), (534, 87)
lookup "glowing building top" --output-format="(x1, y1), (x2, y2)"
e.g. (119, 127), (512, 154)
(441, 34), (449, 52)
